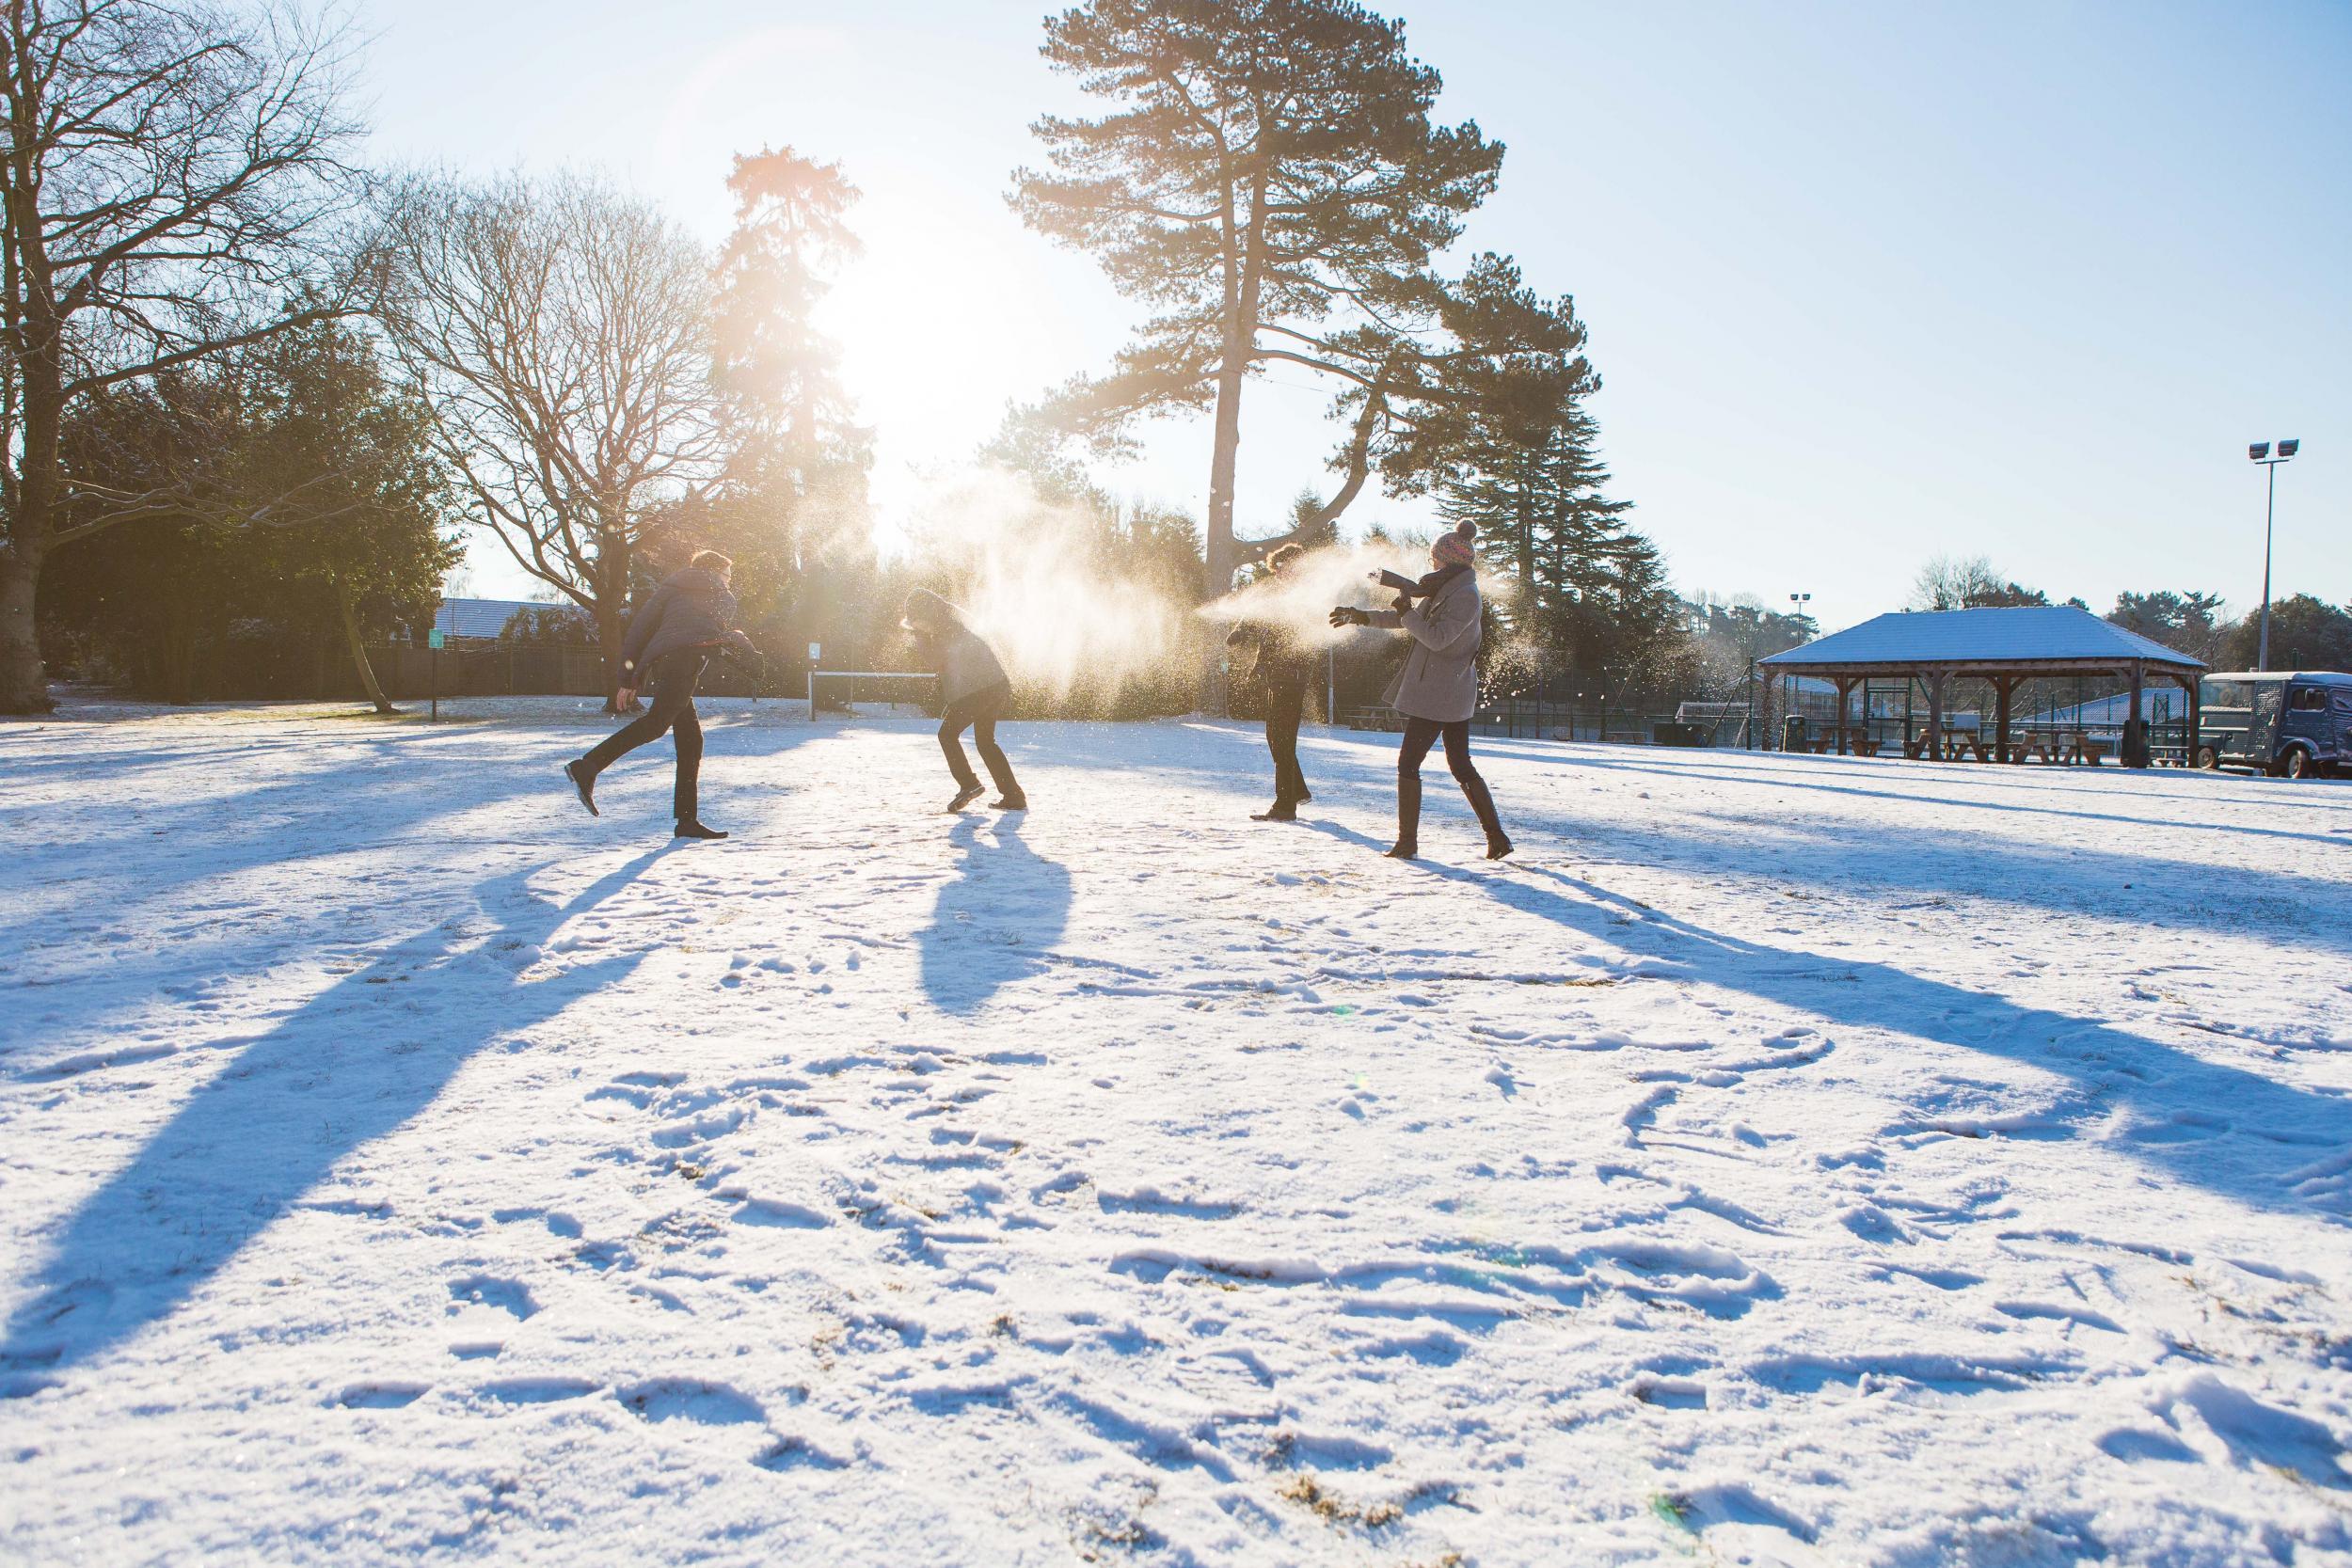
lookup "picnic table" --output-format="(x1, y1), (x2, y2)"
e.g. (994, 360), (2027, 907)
(1902, 732), (1987, 762)
(1804, 727), (1880, 756)
(2009, 732), (2108, 765)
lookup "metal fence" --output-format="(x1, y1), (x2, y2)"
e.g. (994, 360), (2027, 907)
(352, 643), (798, 703)
(1343, 701), (1686, 743)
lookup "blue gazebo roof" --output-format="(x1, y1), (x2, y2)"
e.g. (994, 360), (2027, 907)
(1759, 607), (2203, 673)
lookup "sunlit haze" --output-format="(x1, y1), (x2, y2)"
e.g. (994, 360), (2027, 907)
(356, 0), (2351, 634)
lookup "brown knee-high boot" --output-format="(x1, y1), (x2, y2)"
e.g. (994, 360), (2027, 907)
(1388, 772), (1422, 859)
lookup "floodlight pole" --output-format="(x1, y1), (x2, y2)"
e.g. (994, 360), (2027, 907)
(2258, 459), (2277, 672)
(2249, 441), (2299, 672)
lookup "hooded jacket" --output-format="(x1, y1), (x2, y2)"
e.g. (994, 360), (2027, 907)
(904, 589), (1009, 705)
(1225, 619), (1317, 692)
(1367, 564), (1481, 722)
(618, 567), (752, 685)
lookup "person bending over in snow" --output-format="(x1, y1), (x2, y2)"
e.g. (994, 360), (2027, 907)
(1225, 542), (1317, 822)
(1329, 520), (1511, 862)
(902, 589), (1026, 814)
(564, 549), (759, 840)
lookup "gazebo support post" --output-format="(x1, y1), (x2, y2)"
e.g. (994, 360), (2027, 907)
(1993, 674), (2016, 764)
(1925, 672), (1946, 761)
(2181, 673), (2202, 768)
(1833, 676), (1853, 753)
(2125, 659), (2147, 768)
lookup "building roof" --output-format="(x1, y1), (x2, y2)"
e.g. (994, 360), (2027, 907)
(2202, 670), (2352, 685)
(1759, 606), (2204, 673)
(431, 598), (577, 640)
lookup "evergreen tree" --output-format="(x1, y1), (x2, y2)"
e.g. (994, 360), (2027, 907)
(234, 321), (460, 713)
(713, 146), (871, 508)
(690, 147), (875, 682)
(1422, 257), (1682, 698)
(2108, 590), (2227, 665)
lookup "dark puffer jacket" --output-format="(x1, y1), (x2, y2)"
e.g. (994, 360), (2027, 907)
(1226, 620), (1318, 692)
(618, 567), (755, 685)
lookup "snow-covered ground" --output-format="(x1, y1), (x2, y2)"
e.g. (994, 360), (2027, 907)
(3, 698), (2349, 1566)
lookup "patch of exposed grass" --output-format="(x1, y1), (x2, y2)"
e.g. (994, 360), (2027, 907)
(1277, 1471), (1402, 1530)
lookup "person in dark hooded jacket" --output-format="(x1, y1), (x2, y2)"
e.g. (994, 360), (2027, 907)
(1225, 542), (1317, 821)
(564, 551), (759, 839)
(902, 589), (1025, 813)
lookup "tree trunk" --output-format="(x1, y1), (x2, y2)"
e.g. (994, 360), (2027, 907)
(0, 369), (64, 714)
(1516, 473), (1535, 602)
(1201, 335), (1248, 715)
(1200, 175), (1266, 718)
(339, 585), (397, 715)
(0, 543), (47, 714)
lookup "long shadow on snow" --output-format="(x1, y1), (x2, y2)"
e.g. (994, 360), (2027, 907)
(917, 814), (1071, 1015)
(0, 849), (668, 1380)
(1467, 739), (2352, 849)
(0, 722), (825, 1026)
(1069, 726), (2352, 953)
(1302, 818), (2350, 1220)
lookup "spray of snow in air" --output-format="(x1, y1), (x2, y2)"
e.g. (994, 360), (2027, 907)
(1197, 538), (1449, 649)
(899, 467), (1189, 698)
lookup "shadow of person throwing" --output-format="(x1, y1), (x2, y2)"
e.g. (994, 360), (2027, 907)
(917, 815), (1072, 1016)
(2, 848), (669, 1382)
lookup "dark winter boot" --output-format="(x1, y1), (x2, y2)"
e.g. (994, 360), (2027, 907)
(946, 784), (985, 813)
(991, 794), (1027, 811)
(564, 759), (599, 817)
(675, 820), (728, 840)
(1252, 801), (1297, 822)
(1386, 773), (1422, 859)
(1459, 769), (1509, 860)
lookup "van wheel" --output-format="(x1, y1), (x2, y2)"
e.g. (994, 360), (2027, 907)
(2280, 748), (2312, 781)
(2194, 745), (2219, 770)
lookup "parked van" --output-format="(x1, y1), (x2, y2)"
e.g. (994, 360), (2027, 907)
(2196, 672), (2352, 779)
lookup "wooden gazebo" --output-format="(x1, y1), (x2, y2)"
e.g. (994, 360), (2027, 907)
(1756, 607), (2206, 768)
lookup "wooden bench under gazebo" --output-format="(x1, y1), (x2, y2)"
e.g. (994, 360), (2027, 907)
(1756, 607), (2205, 769)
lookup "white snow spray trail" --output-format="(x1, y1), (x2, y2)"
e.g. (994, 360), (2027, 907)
(1194, 540), (1436, 651)
(898, 467), (1191, 700)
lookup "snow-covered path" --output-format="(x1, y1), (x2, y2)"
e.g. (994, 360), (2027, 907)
(3, 702), (2348, 1565)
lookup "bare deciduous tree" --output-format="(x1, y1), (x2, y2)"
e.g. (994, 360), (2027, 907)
(0, 0), (372, 712)
(379, 171), (724, 705)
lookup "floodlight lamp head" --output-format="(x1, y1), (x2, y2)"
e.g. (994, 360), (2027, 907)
(2249, 442), (2271, 461)
(2279, 438), (2299, 458)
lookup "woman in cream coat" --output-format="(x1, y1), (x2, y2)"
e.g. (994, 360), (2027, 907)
(1330, 521), (1512, 861)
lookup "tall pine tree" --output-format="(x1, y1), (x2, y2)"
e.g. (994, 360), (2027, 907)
(1011, 0), (1502, 702)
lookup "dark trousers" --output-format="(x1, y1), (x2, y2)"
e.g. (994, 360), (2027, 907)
(1263, 683), (1310, 803)
(1396, 716), (1504, 844)
(580, 651), (707, 822)
(940, 682), (1020, 797)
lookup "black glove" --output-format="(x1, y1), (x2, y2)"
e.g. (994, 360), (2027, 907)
(1328, 606), (1369, 627)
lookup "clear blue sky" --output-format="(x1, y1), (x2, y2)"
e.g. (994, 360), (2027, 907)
(354, 0), (2350, 634)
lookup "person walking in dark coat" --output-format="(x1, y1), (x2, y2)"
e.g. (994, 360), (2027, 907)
(564, 551), (759, 840)
(1225, 542), (1316, 822)
(1330, 520), (1511, 862)
(903, 589), (1025, 813)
